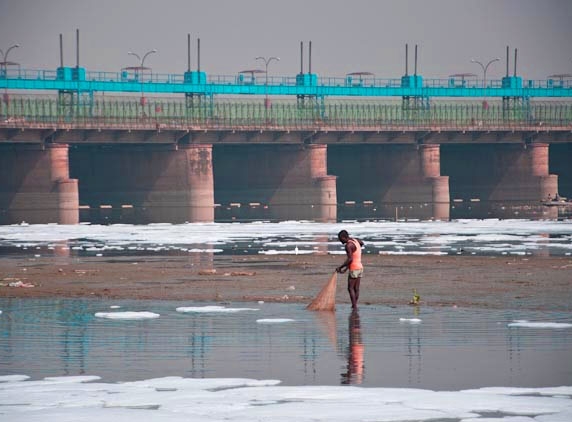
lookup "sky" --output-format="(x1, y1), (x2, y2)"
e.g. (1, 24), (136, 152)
(1, 0), (571, 81)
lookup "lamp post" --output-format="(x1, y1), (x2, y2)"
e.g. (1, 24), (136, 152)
(127, 49), (157, 79)
(0, 44), (20, 65)
(127, 49), (157, 108)
(471, 57), (500, 109)
(255, 56), (280, 110)
(1, 44), (19, 106)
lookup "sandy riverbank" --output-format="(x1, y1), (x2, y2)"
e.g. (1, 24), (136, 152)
(1, 254), (571, 311)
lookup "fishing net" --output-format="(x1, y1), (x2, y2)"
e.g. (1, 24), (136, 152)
(306, 271), (337, 312)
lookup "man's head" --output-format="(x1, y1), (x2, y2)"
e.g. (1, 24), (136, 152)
(338, 230), (349, 244)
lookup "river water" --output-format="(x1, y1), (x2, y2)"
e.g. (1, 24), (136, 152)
(1, 298), (571, 389)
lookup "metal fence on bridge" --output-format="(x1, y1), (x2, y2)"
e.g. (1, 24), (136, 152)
(1, 95), (571, 130)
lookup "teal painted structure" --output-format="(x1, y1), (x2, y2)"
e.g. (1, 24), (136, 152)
(1, 66), (572, 98)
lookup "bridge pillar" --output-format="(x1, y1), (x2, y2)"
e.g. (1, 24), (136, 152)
(330, 144), (449, 220)
(420, 145), (450, 220)
(269, 145), (337, 222)
(213, 144), (337, 222)
(442, 142), (558, 219)
(0, 143), (79, 224)
(70, 144), (214, 223)
(529, 143), (558, 199)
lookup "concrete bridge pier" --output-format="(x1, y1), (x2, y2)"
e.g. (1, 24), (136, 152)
(528, 143), (559, 200)
(330, 144), (450, 220)
(0, 143), (79, 224)
(70, 143), (214, 223)
(442, 142), (558, 219)
(213, 144), (337, 222)
(420, 144), (451, 220)
(268, 145), (337, 222)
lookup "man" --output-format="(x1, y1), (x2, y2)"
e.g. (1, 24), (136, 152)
(336, 230), (364, 309)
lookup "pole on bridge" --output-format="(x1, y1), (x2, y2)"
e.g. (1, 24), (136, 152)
(59, 34), (64, 68)
(309, 41), (312, 74)
(414, 44), (418, 76)
(506, 46), (509, 77)
(300, 41), (303, 74)
(197, 38), (201, 72)
(405, 44), (408, 76)
(514, 48), (517, 77)
(76, 29), (79, 68)
(187, 34), (191, 72)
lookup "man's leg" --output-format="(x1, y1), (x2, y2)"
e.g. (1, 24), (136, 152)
(354, 277), (361, 305)
(348, 277), (359, 309)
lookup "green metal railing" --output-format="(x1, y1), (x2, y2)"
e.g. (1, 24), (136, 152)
(1, 95), (571, 130)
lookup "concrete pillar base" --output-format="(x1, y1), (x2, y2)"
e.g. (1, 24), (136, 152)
(429, 175), (450, 220)
(214, 144), (337, 222)
(70, 144), (214, 224)
(0, 144), (79, 224)
(268, 145), (337, 222)
(331, 144), (450, 221)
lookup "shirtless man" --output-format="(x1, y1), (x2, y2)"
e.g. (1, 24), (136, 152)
(336, 230), (364, 309)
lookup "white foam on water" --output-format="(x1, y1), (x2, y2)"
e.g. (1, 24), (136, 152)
(452, 416), (535, 421)
(109, 305), (121, 309)
(43, 376), (102, 383)
(94, 311), (160, 320)
(0, 376), (570, 422)
(1, 220), (571, 257)
(508, 321), (572, 329)
(0, 374), (30, 382)
(176, 306), (259, 313)
(399, 318), (422, 323)
(381, 251), (448, 256)
(256, 319), (295, 324)
(258, 249), (315, 255)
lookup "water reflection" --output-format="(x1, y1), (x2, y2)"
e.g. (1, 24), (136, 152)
(341, 310), (365, 385)
(406, 307), (422, 385)
(313, 311), (338, 350)
(1, 300), (571, 389)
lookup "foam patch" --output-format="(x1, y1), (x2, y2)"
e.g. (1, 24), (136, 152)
(95, 311), (160, 320)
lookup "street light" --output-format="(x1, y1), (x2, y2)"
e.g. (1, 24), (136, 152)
(127, 49), (157, 108)
(471, 57), (500, 109)
(255, 56), (280, 109)
(127, 49), (158, 80)
(0, 44), (20, 75)
(1, 44), (19, 106)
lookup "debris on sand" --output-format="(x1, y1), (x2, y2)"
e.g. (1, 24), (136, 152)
(198, 269), (217, 275)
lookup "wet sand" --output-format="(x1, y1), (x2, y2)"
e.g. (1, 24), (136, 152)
(1, 254), (571, 311)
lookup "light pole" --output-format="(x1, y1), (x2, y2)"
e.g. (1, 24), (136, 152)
(471, 57), (500, 109)
(127, 49), (157, 108)
(1, 44), (19, 107)
(127, 49), (157, 79)
(255, 56), (280, 110)
(0, 44), (20, 76)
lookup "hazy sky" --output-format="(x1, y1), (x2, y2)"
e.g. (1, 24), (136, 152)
(1, 0), (571, 80)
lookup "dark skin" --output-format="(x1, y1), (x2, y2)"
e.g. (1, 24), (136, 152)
(336, 233), (364, 309)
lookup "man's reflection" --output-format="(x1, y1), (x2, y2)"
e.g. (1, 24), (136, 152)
(341, 310), (364, 385)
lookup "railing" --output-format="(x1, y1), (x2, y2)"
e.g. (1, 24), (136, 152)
(1, 95), (571, 131)
(2, 67), (572, 91)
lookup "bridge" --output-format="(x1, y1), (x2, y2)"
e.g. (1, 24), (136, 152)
(1, 41), (571, 225)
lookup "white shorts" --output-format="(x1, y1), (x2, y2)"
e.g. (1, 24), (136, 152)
(349, 269), (363, 279)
